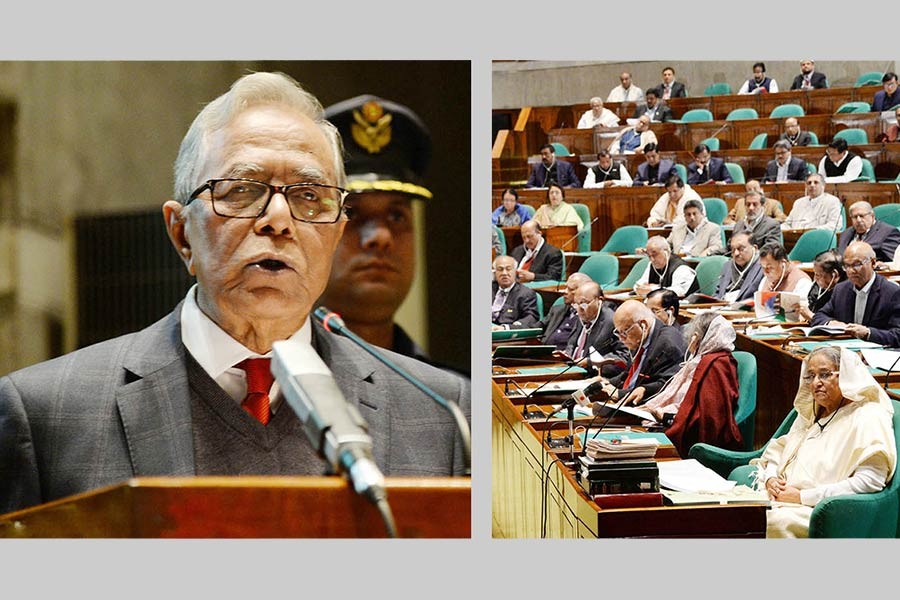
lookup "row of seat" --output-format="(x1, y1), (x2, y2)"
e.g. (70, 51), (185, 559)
(677, 101), (879, 124)
(701, 71), (884, 97)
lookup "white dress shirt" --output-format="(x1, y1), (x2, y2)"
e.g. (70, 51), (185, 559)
(782, 193), (843, 231)
(818, 153), (863, 184)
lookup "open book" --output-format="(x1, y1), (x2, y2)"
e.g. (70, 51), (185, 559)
(782, 324), (847, 336)
(585, 399), (657, 423)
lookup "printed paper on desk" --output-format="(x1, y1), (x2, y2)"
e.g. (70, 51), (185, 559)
(754, 290), (778, 319)
(657, 459), (736, 493)
(861, 348), (900, 372)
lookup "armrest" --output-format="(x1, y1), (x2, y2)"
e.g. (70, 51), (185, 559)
(688, 443), (763, 479)
(809, 490), (900, 538)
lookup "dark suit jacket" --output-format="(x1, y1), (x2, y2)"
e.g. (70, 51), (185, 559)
(764, 156), (809, 182)
(493, 281), (540, 328)
(733, 215), (782, 249)
(633, 103), (674, 123)
(633, 159), (677, 186)
(0, 309), (471, 513)
(810, 275), (900, 347)
(872, 88), (900, 112)
(778, 131), (813, 147)
(510, 242), (563, 281)
(526, 160), (581, 188)
(790, 71), (827, 90)
(605, 322), (686, 400)
(837, 220), (900, 263)
(654, 82), (686, 98)
(714, 258), (764, 302)
(687, 156), (732, 185)
(538, 302), (578, 349)
(563, 304), (631, 378)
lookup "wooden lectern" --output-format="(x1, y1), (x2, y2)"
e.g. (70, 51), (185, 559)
(0, 476), (471, 538)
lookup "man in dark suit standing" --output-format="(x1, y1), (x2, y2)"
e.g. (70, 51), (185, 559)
(837, 201), (900, 264)
(509, 220), (563, 282)
(537, 272), (591, 349)
(687, 143), (733, 185)
(492, 255), (540, 330)
(633, 88), (673, 123)
(632, 143), (677, 186)
(764, 140), (809, 183)
(655, 66), (687, 100)
(526, 143), (581, 188)
(811, 241), (900, 347)
(790, 59), (828, 90)
(564, 281), (630, 378)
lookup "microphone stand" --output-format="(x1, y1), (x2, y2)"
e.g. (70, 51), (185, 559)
(882, 351), (900, 391)
(558, 216), (599, 253)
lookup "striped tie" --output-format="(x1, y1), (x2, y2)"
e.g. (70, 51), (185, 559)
(237, 358), (273, 425)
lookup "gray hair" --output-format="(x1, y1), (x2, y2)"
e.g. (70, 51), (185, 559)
(806, 345), (841, 370)
(773, 139), (792, 152)
(173, 71), (346, 203)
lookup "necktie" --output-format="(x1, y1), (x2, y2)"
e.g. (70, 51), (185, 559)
(520, 250), (536, 272)
(492, 289), (509, 318)
(237, 358), (273, 425)
(663, 84), (671, 100)
(622, 347), (645, 391)
(574, 325), (589, 359)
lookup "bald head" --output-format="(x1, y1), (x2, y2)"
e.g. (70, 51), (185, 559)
(844, 241), (876, 288)
(574, 281), (604, 323)
(521, 219), (543, 250)
(613, 300), (654, 351)
(493, 255), (517, 288)
(563, 272), (592, 304)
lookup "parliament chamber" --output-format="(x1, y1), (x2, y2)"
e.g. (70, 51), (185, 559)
(491, 69), (900, 538)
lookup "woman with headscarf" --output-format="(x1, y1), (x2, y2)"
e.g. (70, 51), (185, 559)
(751, 346), (897, 538)
(642, 312), (743, 457)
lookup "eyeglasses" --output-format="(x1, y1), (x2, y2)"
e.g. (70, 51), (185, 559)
(575, 298), (599, 310)
(613, 322), (638, 339)
(850, 212), (873, 220)
(845, 260), (872, 271)
(801, 370), (837, 384)
(187, 178), (348, 223)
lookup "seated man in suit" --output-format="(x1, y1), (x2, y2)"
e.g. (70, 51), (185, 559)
(765, 140), (809, 183)
(510, 220), (563, 283)
(872, 72), (900, 112)
(608, 114), (657, 154)
(491, 255), (540, 330)
(526, 143), (581, 188)
(655, 66), (687, 100)
(837, 201), (900, 264)
(714, 232), (765, 303)
(818, 138), (863, 184)
(0, 72), (471, 515)
(584, 300), (686, 406)
(577, 97), (620, 129)
(667, 199), (723, 257)
(564, 281), (630, 378)
(733, 190), (782, 249)
(632, 143), (677, 186)
(724, 180), (787, 224)
(782, 173), (843, 231)
(687, 143), (733, 185)
(778, 117), (813, 147)
(811, 241), (900, 347)
(790, 59), (828, 90)
(537, 272), (592, 349)
(644, 287), (682, 332)
(632, 88), (673, 123)
(634, 235), (700, 298)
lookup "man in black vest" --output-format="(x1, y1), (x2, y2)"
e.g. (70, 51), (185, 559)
(583, 149), (632, 188)
(818, 138), (863, 183)
(509, 220), (563, 282)
(633, 235), (699, 298)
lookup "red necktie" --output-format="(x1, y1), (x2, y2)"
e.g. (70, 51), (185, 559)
(574, 325), (589, 358)
(238, 358), (273, 425)
(622, 347), (645, 390)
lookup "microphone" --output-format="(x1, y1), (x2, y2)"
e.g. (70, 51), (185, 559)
(271, 340), (396, 535)
(559, 216), (599, 253)
(506, 378), (548, 420)
(883, 351), (900, 390)
(314, 307), (471, 474)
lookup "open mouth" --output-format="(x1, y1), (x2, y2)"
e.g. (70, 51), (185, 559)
(251, 259), (290, 272)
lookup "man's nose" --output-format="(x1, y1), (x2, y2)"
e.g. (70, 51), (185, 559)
(359, 218), (393, 250)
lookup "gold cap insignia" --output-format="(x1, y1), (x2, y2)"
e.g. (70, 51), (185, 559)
(352, 100), (392, 154)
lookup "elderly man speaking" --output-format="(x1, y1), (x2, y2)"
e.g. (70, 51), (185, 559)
(0, 72), (470, 515)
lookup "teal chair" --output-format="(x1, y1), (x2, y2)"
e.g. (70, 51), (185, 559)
(571, 203), (591, 253)
(788, 229), (837, 262)
(493, 225), (506, 255)
(700, 137), (720, 151)
(551, 142), (571, 157)
(856, 158), (876, 182)
(695, 255), (728, 295)
(836, 102), (872, 114)
(691, 399), (900, 538)
(522, 204), (535, 218)
(725, 162), (745, 184)
(855, 71), (884, 87)
(834, 128), (869, 145)
(808, 131), (820, 145)
(599, 225), (648, 254)
(769, 104), (805, 118)
(534, 290), (544, 320)
(703, 82), (732, 96)
(701, 197), (728, 225)
(679, 109), (714, 123)
(726, 107), (758, 121)
(874, 203), (900, 227)
(674, 163), (687, 183)
(578, 253), (619, 288)
(550, 296), (565, 312)
(732, 351), (758, 451)
(748, 133), (768, 150)
(806, 161), (818, 175)
(619, 256), (649, 290)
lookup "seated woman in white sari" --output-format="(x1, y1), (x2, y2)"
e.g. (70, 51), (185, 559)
(751, 346), (897, 538)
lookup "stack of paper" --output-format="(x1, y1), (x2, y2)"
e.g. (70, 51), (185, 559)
(657, 459), (735, 493)
(584, 436), (660, 460)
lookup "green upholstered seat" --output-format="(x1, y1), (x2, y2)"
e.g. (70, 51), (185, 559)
(701, 197), (728, 225)
(788, 229), (837, 262)
(726, 108), (758, 120)
(769, 103), (804, 118)
(577, 252), (619, 288)
(599, 225), (648, 254)
(695, 255), (728, 296)
(748, 133), (768, 149)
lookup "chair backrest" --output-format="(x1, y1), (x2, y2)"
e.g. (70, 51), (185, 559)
(551, 295), (565, 310)
(726, 107), (758, 121)
(874, 203), (900, 227)
(674, 163), (687, 183)
(701, 197), (728, 225)
(599, 225), (648, 254)
(857, 157), (875, 182)
(571, 203), (591, 253)
(806, 161), (818, 175)
(618, 256), (649, 289)
(700, 137), (720, 151)
(534, 289), (544, 320)
(703, 82), (732, 96)
(834, 127), (869, 145)
(492, 225), (506, 255)
(808, 131), (820, 146)
(681, 109), (713, 123)
(550, 142), (571, 157)
(522, 203), (536, 218)
(836, 102), (872, 114)
(732, 351), (758, 451)
(788, 229), (837, 262)
(578, 253), (619, 288)
(769, 103), (805, 118)
(725, 162), (745, 184)
(855, 71), (884, 87)
(748, 132), (768, 149)
(695, 255), (729, 295)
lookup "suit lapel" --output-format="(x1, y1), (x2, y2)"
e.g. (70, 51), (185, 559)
(863, 277), (883, 324)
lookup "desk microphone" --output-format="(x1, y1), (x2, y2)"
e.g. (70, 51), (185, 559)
(315, 307), (471, 474)
(882, 351), (900, 391)
(558, 216), (599, 252)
